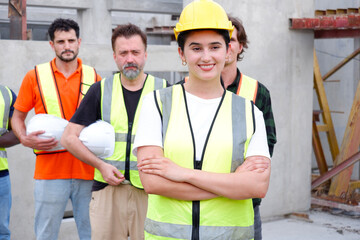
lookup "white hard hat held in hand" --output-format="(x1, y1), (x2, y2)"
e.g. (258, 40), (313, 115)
(26, 114), (69, 151)
(79, 120), (115, 159)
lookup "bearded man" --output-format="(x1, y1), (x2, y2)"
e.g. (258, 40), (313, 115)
(61, 23), (169, 240)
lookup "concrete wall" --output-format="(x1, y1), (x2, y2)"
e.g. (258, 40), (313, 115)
(1, 0), (317, 239)
(215, 0), (315, 218)
(2, 40), (183, 240)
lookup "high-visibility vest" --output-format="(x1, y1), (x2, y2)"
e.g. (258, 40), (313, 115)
(95, 73), (167, 188)
(184, 73), (259, 102)
(34, 62), (97, 155)
(237, 74), (258, 102)
(146, 84), (255, 240)
(0, 85), (13, 171)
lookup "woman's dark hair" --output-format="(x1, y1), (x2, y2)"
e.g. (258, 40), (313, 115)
(48, 18), (80, 41)
(177, 29), (230, 52)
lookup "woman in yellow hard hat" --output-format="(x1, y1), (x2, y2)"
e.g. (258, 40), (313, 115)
(134, 0), (271, 239)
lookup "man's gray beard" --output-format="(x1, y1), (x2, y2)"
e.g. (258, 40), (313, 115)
(122, 68), (141, 80)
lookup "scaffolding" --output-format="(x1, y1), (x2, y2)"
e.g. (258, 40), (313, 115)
(290, 8), (360, 210)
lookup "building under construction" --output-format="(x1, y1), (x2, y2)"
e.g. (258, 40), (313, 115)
(0, 0), (359, 239)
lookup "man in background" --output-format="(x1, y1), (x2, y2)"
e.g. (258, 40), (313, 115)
(221, 16), (277, 240)
(0, 85), (19, 240)
(61, 23), (168, 240)
(11, 18), (101, 240)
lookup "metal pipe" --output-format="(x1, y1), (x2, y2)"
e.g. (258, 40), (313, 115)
(311, 151), (360, 189)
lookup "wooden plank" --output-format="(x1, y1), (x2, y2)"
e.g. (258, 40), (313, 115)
(315, 10), (326, 16)
(348, 8), (359, 14)
(329, 80), (360, 197)
(322, 48), (360, 81)
(313, 50), (340, 161)
(312, 119), (328, 175)
(326, 9), (336, 15)
(317, 124), (329, 132)
(336, 9), (347, 15)
(311, 197), (360, 212)
(348, 181), (360, 196)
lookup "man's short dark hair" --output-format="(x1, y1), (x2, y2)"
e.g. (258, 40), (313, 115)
(228, 16), (249, 61)
(111, 23), (147, 51)
(48, 18), (80, 41)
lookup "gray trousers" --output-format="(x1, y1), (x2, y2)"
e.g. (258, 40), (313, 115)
(254, 204), (262, 240)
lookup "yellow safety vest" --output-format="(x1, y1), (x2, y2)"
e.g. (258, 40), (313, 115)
(34, 61), (97, 154)
(95, 73), (167, 188)
(0, 86), (13, 171)
(237, 74), (258, 102)
(146, 85), (255, 240)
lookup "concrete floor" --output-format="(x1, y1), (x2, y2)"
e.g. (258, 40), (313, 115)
(58, 207), (360, 240)
(263, 208), (360, 240)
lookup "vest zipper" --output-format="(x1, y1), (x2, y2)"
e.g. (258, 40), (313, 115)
(180, 84), (226, 240)
(125, 121), (133, 181)
(192, 201), (200, 240)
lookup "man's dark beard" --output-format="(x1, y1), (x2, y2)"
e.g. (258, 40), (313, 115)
(58, 50), (77, 62)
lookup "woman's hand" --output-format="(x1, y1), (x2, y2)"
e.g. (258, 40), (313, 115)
(236, 155), (270, 173)
(138, 157), (190, 182)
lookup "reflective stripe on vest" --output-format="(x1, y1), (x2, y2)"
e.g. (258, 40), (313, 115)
(0, 85), (12, 171)
(34, 62), (96, 154)
(145, 218), (254, 240)
(96, 73), (167, 188)
(148, 85), (255, 240)
(237, 74), (258, 102)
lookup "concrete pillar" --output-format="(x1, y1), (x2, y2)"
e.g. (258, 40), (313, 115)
(77, 0), (112, 44)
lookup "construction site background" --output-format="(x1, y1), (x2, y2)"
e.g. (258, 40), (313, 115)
(0, 0), (359, 239)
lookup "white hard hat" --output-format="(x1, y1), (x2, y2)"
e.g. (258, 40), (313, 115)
(79, 120), (115, 159)
(26, 114), (68, 151)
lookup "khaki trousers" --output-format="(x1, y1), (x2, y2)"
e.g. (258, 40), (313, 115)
(89, 184), (148, 240)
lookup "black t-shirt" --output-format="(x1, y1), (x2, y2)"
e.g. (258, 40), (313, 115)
(70, 81), (142, 126)
(71, 81), (102, 127)
(70, 80), (143, 191)
(122, 87), (142, 123)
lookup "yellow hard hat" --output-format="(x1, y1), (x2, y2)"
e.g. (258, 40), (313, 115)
(174, 0), (234, 40)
